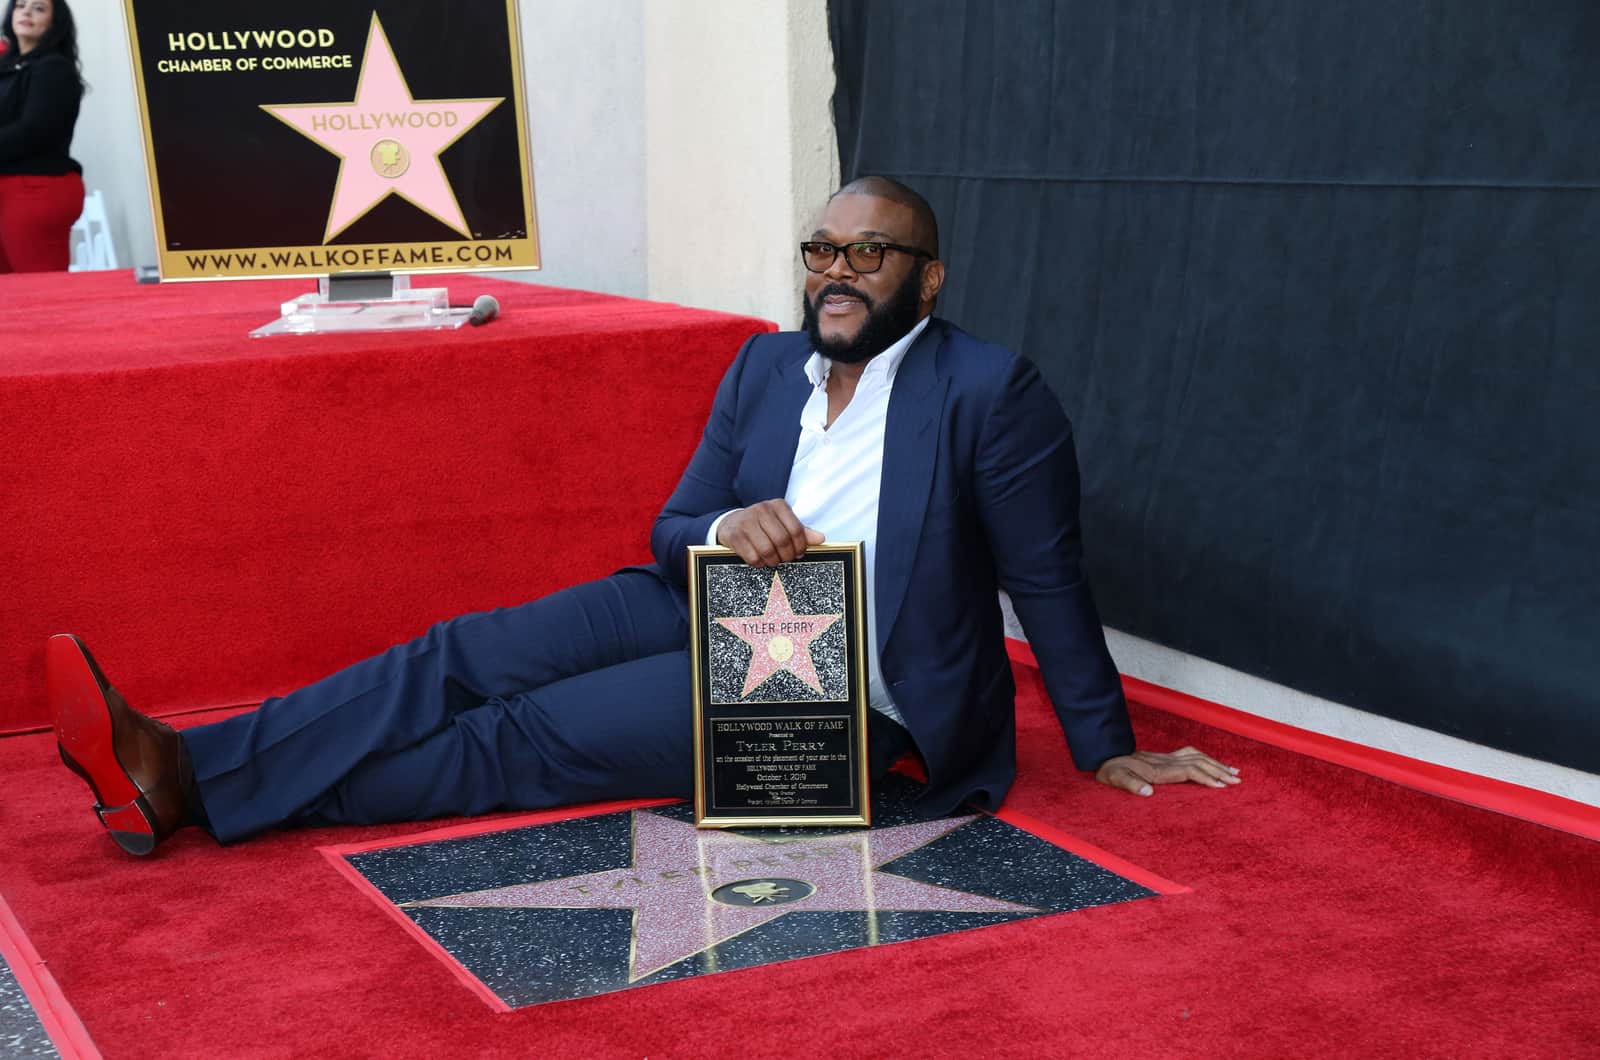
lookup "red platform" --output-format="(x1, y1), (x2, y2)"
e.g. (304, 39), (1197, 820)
(0, 270), (774, 733)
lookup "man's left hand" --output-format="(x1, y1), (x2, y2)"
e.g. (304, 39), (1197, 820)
(1095, 746), (1240, 796)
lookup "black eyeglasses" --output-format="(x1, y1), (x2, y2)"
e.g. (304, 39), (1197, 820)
(799, 240), (932, 274)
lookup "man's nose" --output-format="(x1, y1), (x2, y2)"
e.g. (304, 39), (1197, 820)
(823, 248), (859, 281)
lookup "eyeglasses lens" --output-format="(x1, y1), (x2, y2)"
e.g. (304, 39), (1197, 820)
(801, 242), (887, 273)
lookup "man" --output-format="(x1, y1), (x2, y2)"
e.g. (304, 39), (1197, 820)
(49, 177), (1238, 856)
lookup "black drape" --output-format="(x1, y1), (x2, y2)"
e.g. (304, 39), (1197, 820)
(829, 0), (1600, 772)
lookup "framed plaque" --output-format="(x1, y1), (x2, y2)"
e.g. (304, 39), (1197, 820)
(121, 0), (539, 280)
(688, 544), (871, 829)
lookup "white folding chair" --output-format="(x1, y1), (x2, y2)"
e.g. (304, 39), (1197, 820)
(69, 189), (119, 271)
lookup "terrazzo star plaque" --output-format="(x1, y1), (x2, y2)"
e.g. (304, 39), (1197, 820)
(329, 776), (1172, 1010)
(687, 544), (871, 828)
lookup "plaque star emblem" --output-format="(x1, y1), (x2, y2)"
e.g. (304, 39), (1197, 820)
(404, 811), (1034, 982)
(714, 571), (842, 697)
(261, 14), (503, 242)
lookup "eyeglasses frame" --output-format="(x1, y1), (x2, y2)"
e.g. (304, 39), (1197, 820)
(798, 240), (934, 274)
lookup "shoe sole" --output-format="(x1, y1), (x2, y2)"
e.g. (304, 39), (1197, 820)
(47, 634), (160, 855)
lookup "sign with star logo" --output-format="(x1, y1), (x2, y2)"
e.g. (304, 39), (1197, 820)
(688, 544), (872, 828)
(121, 1), (538, 280)
(322, 775), (1183, 1010)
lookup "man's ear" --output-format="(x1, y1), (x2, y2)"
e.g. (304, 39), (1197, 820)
(920, 259), (946, 306)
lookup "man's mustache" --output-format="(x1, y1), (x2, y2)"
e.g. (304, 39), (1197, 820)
(811, 283), (874, 311)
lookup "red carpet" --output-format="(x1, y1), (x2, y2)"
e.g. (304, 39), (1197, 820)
(1, 270), (773, 733)
(5, 273), (1596, 1054)
(1, 669), (1595, 1058)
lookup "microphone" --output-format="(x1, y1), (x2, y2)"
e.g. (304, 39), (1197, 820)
(467, 294), (500, 326)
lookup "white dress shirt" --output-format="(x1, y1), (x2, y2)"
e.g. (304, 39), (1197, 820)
(708, 316), (930, 726)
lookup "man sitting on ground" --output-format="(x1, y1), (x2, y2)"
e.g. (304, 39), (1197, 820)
(48, 176), (1239, 856)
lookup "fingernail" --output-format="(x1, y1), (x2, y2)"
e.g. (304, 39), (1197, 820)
(1228, 766), (1240, 774)
(1139, 785), (1153, 797)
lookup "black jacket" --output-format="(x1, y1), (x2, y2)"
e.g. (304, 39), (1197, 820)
(0, 49), (82, 176)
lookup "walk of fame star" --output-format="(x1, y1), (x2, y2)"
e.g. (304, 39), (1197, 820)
(714, 571), (843, 697)
(334, 777), (1169, 1009)
(261, 14), (503, 242)
(404, 810), (1033, 982)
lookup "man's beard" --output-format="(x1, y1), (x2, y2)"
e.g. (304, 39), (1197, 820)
(802, 262), (925, 365)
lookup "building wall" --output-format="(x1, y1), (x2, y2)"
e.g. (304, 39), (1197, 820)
(643, 0), (837, 324)
(503, 0), (648, 296)
(71, 0), (150, 269)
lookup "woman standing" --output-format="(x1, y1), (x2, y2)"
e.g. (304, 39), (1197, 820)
(0, 0), (84, 273)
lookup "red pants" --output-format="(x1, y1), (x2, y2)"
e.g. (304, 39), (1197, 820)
(0, 172), (85, 273)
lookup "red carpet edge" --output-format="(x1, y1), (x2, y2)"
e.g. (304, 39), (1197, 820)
(0, 894), (100, 1060)
(1005, 637), (1600, 842)
(988, 805), (1189, 895)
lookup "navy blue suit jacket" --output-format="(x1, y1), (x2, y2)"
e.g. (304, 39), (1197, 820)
(651, 318), (1134, 815)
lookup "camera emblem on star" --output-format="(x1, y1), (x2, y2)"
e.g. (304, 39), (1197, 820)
(370, 139), (410, 179)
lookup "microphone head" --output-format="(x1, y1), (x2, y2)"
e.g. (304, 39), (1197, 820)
(468, 294), (500, 326)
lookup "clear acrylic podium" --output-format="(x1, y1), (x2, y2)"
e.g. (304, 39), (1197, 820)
(251, 273), (471, 337)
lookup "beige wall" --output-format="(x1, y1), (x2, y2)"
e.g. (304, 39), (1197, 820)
(645, 0), (838, 325)
(73, 0), (152, 268)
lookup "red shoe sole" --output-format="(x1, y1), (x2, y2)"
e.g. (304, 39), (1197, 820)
(47, 634), (158, 851)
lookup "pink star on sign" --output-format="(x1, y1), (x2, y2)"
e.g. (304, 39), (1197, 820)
(261, 14), (503, 242)
(715, 572), (842, 697)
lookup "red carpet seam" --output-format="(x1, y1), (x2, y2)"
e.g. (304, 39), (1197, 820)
(0, 894), (102, 1060)
(1005, 637), (1600, 843)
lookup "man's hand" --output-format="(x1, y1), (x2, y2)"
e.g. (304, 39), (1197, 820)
(716, 499), (824, 567)
(1095, 746), (1241, 797)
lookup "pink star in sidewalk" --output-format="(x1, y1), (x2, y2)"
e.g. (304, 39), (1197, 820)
(261, 14), (503, 241)
(715, 572), (842, 697)
(406, 810), (1033, 982)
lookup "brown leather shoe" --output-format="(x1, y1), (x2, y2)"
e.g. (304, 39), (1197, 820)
(47, 634), (190, 855)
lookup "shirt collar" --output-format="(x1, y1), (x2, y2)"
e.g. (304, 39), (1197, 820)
(804, 315), (932, 388)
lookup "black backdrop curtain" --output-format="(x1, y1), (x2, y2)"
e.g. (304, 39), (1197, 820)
(829, 0), (1600, 773)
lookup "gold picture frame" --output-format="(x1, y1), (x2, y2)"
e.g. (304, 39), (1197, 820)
(688, 543), (871, 828)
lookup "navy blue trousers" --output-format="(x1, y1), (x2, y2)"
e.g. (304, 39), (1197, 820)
(183, 568), (910, 843)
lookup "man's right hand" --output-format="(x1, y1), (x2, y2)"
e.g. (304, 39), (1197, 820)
(716, 499), (823, 567)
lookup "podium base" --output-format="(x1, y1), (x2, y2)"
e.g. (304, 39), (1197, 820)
(251, 273), (469, 337)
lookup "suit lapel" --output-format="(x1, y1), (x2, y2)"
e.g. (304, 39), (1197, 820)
(742, 339), (813, 504)
(874, 321), (949, 655)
